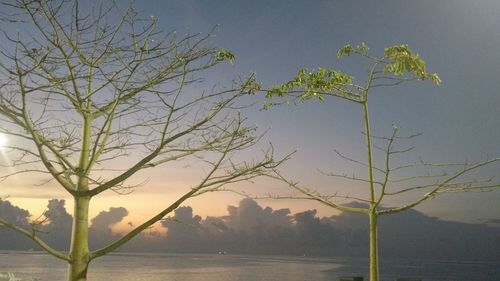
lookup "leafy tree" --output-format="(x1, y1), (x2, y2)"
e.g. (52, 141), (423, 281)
(264, 43), (500, 281)
(0, 1), (279, 280)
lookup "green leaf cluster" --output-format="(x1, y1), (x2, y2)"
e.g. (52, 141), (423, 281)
(264, 43), (441, 109)
(216, 49), (235, 65)
(266, 68), (353, 102)
(383, 45), (441, 85)
(241, 75), (262, 95)
(337, 42), (369, 58)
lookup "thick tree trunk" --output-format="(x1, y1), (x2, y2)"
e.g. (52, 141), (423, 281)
(369, 211), (379, 281)
(67, 196), (91, 281)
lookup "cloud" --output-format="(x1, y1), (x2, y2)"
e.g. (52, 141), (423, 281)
(0, 199), (33, 250)
(225, 198), (292, 235)
(44, 199), (72, 228)
(91, 207), (129, 232)
(0, 199), (30, 224)
(39, 199), (73, 250)
(1, 198), (499, 261)
(89, 207), (129, 249)
(293, 209), (342, 255)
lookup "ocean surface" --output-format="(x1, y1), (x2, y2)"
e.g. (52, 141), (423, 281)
(0, 251), (499, 281)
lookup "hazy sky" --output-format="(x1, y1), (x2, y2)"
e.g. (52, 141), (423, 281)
(2, 0), (500, 229)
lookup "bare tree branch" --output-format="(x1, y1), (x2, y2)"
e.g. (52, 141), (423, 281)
(0, 217), (70, 261)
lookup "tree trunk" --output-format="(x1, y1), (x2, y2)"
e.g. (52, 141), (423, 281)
(67, 196), (91, 281)
(369, 211), (379, 281)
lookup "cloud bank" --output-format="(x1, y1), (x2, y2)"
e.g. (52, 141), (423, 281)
(1, 198), (499, 261)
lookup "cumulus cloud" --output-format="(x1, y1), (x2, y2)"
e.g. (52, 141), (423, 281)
(1, 198), (499, 260)
(44, 199), (72, 229)
(91, 207), (128, 232)
(40, 199), (73, 250)
(225, 198), (292, 234)
(89, 207), (129, 249)
(0, 199), (30, 225)
(0, 199), (33, 250)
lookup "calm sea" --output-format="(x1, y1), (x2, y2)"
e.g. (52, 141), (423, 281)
(0, 251), (499, 281)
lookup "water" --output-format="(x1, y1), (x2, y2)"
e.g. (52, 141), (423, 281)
(0, 251), (499, 281)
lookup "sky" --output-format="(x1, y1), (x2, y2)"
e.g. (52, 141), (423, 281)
(1, 0), (500, 231)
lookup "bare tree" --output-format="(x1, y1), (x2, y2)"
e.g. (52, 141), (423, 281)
(264, 43), (500, 281)
(0, 1), (280, 280)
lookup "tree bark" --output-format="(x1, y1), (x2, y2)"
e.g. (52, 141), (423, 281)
(369, 211), (379, 281)
(67, 196), (90, 281)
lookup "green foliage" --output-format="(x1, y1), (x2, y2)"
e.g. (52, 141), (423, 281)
(266, 68), (353, 103)
(337, 44), (355, 57)
(383, 44), (441, 85)
(337, 42), (369, 58)
(216, 49), (235, 64)
(264, 43), (441, 108)
(242, 75), (262, 95)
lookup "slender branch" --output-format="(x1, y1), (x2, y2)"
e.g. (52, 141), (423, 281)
(379, 157), (500, 215)
(362, 101), (376, 205)
(319, 170), (384, 186)
(375, 126), (397, 207)
(334, 149), (385, 174)
(0, 217), (70, 261)
(266, 170), (368, 214)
